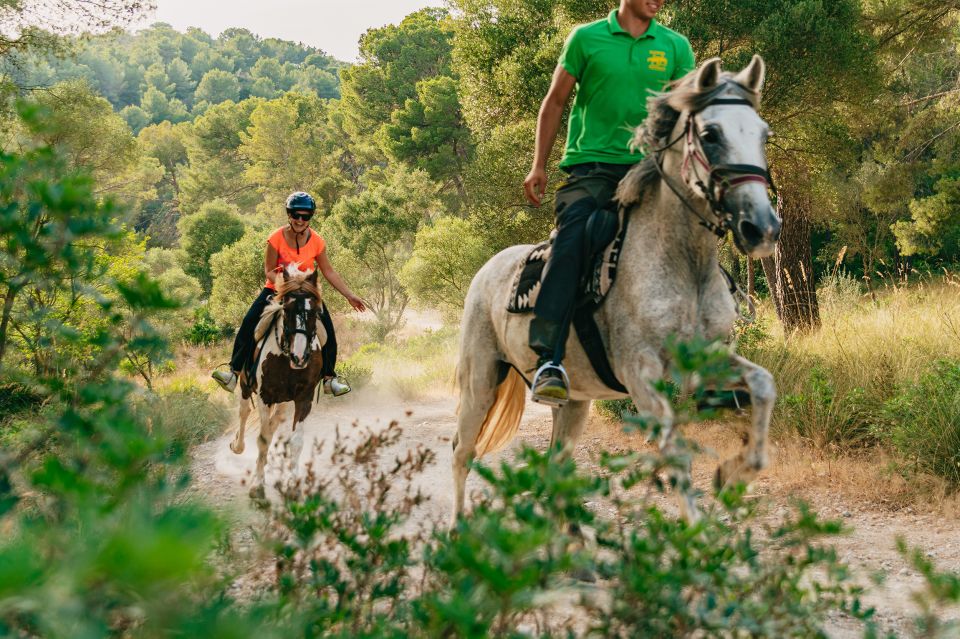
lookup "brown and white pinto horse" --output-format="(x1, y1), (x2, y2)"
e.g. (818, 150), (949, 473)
(230, 264), (327, 499)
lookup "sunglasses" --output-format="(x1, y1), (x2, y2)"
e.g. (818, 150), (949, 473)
(288, 210), (313, 221)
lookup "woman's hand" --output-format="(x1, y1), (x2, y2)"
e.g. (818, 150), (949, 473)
(346, 293), (366, 312)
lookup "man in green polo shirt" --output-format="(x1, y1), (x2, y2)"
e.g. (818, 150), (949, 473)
(524, 0), (695, 405)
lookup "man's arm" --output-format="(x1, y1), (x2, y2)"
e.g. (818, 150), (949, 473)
(523, 65), (577, 206)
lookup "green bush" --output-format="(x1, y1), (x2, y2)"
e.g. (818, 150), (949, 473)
(185, 306), (223, 346)
(595, 397), (636, 420)
(262, 422), (873, 637)
(336, 355), (373, 390)
(778, 361), (885, 449)
(883, 360), (960, 487)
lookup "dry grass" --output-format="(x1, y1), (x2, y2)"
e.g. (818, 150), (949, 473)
(756, 276), (960, 401)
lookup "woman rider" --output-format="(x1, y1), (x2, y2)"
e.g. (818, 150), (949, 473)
(211, 191), (365, 396)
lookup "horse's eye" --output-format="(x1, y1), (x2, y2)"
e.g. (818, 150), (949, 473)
(700, 127), (721, 145)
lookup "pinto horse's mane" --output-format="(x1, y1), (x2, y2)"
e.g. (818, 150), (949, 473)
(273, 262), (321, 300)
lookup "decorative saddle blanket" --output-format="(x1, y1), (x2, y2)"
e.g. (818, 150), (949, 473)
(507, 208), (629, 314)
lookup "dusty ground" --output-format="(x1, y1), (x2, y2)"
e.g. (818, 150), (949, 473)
(190, 385), (960, 637)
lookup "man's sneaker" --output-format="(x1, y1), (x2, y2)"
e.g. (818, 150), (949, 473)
(531, 361), (569, 406)
(323, 376), (351, 397)
(212, 370), (237, 393)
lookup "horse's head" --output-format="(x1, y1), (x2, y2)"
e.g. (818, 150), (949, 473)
(276, 265), (321, 369)
(642, 55), (782, 258)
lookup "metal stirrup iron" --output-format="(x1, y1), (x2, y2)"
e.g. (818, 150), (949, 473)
(531, 361), (571, 407)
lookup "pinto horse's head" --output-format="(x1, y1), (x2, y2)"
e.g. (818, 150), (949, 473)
(276, 263), (321, 369)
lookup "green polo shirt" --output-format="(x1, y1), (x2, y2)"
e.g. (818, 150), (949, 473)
(558, 10), (696, 168)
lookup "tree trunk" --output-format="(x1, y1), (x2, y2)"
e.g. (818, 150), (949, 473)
(747, 259), (755, 300)
(0, 284), (18, 367)
(760, 192), (820, 332)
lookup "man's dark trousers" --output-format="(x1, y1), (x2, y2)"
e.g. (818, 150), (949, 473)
(530, 162), (634, 362)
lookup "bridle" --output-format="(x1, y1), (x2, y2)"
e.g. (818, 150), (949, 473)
(273, 290), (318, 366)
(651, 95), (781, 239)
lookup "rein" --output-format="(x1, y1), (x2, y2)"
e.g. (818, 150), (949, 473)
(651, 97), (779, 239)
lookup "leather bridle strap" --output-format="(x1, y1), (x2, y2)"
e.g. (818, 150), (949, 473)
(659, 95), (778, 235)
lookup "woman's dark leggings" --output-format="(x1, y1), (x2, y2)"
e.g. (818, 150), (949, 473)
(229, 288), (338, 378)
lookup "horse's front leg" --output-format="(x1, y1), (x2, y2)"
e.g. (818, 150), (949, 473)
(549, 400), (590, 458)
(250, 400), (276, 500)
(714, 354), (776, 490)
(230, 396), (253, 454)
(620, 357), (700, 523)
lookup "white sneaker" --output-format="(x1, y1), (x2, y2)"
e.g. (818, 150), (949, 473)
(323, 376), (351, 397)
(212, 370), (237, 393)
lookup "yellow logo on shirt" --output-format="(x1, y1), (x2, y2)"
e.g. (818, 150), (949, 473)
(647, 50), (668, 72)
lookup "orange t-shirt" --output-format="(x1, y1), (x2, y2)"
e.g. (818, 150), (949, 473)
(265, 226), (326, 290)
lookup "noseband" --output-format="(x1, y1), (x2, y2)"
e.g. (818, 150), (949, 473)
(653, 96), (780, 238)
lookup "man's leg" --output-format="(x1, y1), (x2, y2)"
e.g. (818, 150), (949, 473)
(529, 164), (630, 404)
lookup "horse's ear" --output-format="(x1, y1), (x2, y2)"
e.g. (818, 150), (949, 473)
(281, 268), (290, 282)
(694, 57), (722, 92)
(308, 269), (318, 284)
(734, 55), (765, 93)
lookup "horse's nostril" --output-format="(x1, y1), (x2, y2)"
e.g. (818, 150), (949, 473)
(738, 219), (764, 247)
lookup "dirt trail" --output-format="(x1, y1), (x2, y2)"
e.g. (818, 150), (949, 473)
(191, 386), (959, 637)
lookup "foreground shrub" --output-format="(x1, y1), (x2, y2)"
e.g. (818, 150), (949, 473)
(260, 418), (873, 637)
(883, 360), (960, 487)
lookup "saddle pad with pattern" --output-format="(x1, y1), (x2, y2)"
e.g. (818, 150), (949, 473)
(507, 209), (628, 313)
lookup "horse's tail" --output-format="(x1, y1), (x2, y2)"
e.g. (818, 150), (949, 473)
(474, 367), (526, 457)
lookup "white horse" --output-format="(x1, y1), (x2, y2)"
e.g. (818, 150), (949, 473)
(452, 56), (782, 522)
(230, 264), (327, 499)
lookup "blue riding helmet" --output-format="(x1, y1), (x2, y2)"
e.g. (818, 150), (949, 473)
(285, 191), (316, 213)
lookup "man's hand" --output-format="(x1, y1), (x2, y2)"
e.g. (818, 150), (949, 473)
(524, 167), (548, 206)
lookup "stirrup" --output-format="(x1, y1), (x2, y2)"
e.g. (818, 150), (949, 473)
(531, 361), (570, 407)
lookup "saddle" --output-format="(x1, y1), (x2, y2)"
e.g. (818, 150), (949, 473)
(507, 206), (628, 313)
(507, 206), (631, 393)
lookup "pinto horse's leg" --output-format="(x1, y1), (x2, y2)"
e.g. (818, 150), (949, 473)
(714, 355), (776, 490)
(250, 401), (276, 500)
(285, 399), (310, 477)
(230, 397), (253, 455)
(549, 400), (590, 458)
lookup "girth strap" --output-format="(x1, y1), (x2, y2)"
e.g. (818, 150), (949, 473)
(572, 303), (629, 394)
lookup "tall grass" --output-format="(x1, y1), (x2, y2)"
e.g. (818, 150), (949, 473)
(742, 275), (960, 487)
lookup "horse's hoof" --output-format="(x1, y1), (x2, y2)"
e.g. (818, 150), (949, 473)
(230, 439), (244, 455)
(715, 457), (757, 492)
